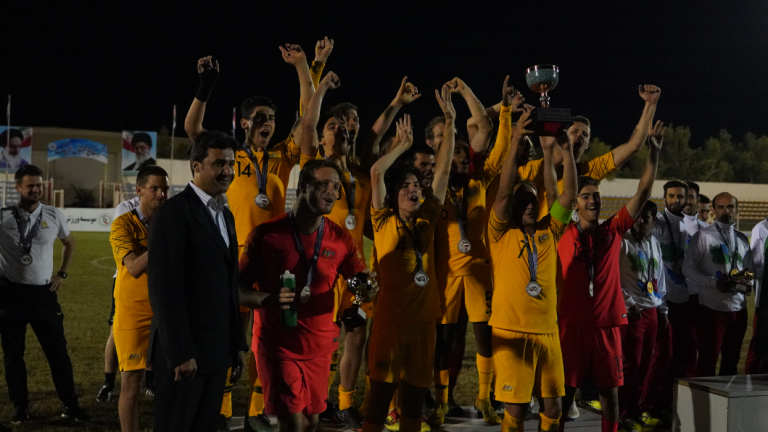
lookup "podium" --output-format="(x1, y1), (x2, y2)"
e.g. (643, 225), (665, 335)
(675, 374), (768, 431)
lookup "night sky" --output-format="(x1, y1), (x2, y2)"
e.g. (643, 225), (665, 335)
(4, 1), (767, 148)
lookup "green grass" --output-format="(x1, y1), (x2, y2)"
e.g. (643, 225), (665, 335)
(0, 233), (756, 430)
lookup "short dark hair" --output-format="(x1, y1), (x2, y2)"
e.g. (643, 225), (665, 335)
(131, 132), (152, 148)
(425, 116), (445, 140)
(642, 200), (658, 216)
(571, 115), (591, 128)
(15, 164), (43, 183)
(329, 102), (358, 119)
(663, 180), (688, 194)
(409, 144), (435, 157)
(298, 159), (343, 194)
(1, 128), (23, 147)
(686, 181), (700, 195)
(577, 176), (600, 193)
(189, 131), (237, 174)
(239, 96), (277, 120)
(699, 194), (711, 204)
(136, 165), (168, 186)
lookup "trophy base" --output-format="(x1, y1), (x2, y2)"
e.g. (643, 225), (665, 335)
(341, 305), (367, 331)
(535, 107), (572, 136)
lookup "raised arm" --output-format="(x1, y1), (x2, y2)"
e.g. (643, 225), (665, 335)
(432, 85), (457, 204)
(610, 84), (661, 168)
(279, 44), (313, 116)
(295, 72), (340, 158)
(183, 56), (219, 142)
(365, 77), (421, 164)
(311, 36), (334, 88)
(625, 120), (664, 218)
(557, 128), (578, 209)
(492, 76), (533, 218)
(447, 77), (492, 153)
(370, 115), (414, 209)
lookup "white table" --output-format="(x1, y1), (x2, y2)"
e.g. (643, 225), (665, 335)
(675, 374), (768, 432)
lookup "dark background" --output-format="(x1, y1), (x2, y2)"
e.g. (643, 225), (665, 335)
(3, 1), (767, 148)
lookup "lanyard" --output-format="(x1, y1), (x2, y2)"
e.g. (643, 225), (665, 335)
(397, 215), (425, 272)
(576, 224), (596, 297)
(289, 215), (325, 290)
(244, 146), (269, 195)
(715, 223), (736, 274)
(518, 232), (539, 282)
(12, 206), (42, 254)
(343, 173), (356, 215)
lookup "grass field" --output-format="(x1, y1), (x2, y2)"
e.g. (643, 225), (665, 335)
(0, 232), (755, 430)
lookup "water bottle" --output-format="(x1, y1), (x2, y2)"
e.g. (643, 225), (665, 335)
(280, 270), (298, 327)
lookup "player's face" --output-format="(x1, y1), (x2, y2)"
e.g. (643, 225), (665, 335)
(576, 185), (601, 224)
(8, 137), (22, 156)
(427, 123), (444, 150)
(684, 189), (698, 215)
(633, 209), (656, 238)
(397, 174), (423, 215)
(713, 195), (737, 225)
(568, 121), (591, 160)
(16, 175), (43, 204)
(664, 187), (686, 215)
(341, 109), (360, 144)
(452, 146), (470, 175)
(698, 203), (711, 222)
(413, 153), (435, 189)
(515, 185), (539, 226)
(305, 167), (341, 215)
(193, 147), (235, 196)
(138, 175), (169, 212)
(242, 106), (276, 149)
(321, 116), (351, 157)
(134, 141), (150, 157)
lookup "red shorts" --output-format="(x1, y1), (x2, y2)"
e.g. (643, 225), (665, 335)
(256, 346), (333, 417)
(559, 325), (623, 389)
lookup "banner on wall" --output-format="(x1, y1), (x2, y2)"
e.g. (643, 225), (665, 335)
(61, 208), (114, 232)
(121, 130), (157, 174)
(47, 138), (108, 163)
(0, 126), (33, 172)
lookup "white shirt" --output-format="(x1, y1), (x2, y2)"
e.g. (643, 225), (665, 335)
(751, 219), (768, 307)
(114, 196), (140, 220)
(654, 209), (692, 303)
(188, 181), (230, 247)
(683, 221), (753, 312)
(620, 232), (666, 311)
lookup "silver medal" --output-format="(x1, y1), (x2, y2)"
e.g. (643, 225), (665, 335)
(20, 254), (33, 266)
(413, 270), (429, 287)
(457, 239), (472, 254)
(345, 214), (357, 230)
(526, 280), (542, 297)
(588, 281), (595, 298)
(299, 285), (311, 303)
(255, 193), (270, 209)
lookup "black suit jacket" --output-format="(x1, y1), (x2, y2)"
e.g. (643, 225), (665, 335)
(148, 184), (246, 373)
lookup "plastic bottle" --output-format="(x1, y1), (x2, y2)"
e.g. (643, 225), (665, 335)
(280, 270), (298, 327)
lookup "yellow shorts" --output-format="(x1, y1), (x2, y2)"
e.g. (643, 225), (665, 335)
(368, 319), (436, 388)
(491, 328), (565, 404)
(334, 277), (374, 322)
(113, 326), (151, 372)
(441, 273), (492, 324)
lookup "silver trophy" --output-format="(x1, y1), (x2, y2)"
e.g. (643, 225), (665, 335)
(525, 64), (560, 108)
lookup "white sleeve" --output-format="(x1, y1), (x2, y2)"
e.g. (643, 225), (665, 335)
(683, 231), (716, 293)
(54, 208), (71, 239)
(751, 223), (766, 304)
(620, 240), (637, 309)
(654, 237), (668, 298)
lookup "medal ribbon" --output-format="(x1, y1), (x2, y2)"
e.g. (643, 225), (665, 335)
(576, 224), (596, 297)
(244, 146), (269, 195)
(518, 232), (538, 283)
(397, 215), (425, 274)
(289, 215), (326, 291)
(644, 238), (655, 287)
(13, 206), (42, 255)
(715, 223), (736, 274)
(453, 188), (470, 245)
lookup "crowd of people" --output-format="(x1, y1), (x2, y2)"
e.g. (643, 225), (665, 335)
(0, 36), (766, 432)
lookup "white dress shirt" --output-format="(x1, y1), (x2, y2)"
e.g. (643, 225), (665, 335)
(189, 181), (230, 248)
(654, 209), (692, 302)
(751, 219), (768, 307)
(620, 232), (666, 311)
(683, 221), (753, 312)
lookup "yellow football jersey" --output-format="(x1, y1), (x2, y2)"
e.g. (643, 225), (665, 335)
(110, 211), (152, 330)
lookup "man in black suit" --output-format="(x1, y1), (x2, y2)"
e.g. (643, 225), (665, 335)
(148, 130), (247, 431)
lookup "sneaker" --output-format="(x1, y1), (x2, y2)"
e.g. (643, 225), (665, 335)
(96, 384), (114, 402)
(384, 409), (400, 432)
(584, 399), (602, 412)
(619, 418), (643, 432)
(10, 406), (31, 425)
(566, 401), (580, 420)
(446, 403), (468, 418)
(419, 418), (431, 432)
(244, 414), (275, 432)
(60, 405), (90, 422)
(638, 411), (661, 427)
(474, 398), (500, 425)
(427, 403), (448, 427)
(335, 407), (363, 429)
(320, 401), (340, 423)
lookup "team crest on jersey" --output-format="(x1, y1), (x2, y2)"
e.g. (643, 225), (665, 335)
(322, 249), (335, 258)
(41, 220), (49, 229)
(538, 233), (548, 243)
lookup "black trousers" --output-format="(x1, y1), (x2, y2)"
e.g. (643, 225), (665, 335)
(153, 359), (227, 432)
(0, 284), (77, 410)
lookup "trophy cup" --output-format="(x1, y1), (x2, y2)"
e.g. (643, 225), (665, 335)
(341, 273), (377, 330)
(525, 64), (571, 136)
